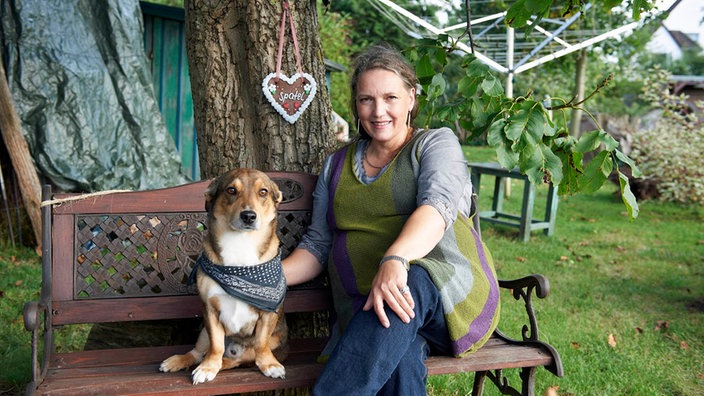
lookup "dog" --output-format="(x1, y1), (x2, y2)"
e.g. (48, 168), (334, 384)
(160, 168), (288, 384)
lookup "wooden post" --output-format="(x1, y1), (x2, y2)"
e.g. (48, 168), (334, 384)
(0, 60), (43, 251)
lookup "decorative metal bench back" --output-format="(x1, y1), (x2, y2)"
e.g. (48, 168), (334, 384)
(69, 176), (313, 300)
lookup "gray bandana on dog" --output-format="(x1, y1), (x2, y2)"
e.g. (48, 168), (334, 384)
(189, 251), (286, 312)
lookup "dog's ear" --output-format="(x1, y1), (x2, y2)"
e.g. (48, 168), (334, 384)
(270, 179), (283, 207)
(204, 176), (220, 213)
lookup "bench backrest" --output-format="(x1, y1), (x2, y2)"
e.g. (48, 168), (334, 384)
(42, 172), (320, 327)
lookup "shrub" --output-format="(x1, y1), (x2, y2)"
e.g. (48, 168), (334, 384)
(629, 68), (704, 203)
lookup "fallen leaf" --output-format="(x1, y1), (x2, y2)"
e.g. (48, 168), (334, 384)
(516, 256), (526, 262)
(634, 327), (643, 334)
(654, 321), (669, 331)
(15, 280), (23, 287)
(559, 255), (569, 261)
(570, 341), (580, 349)
(545, 385), (559, 396)
(680, 341), (689, 350)
(608, 333), (617, 348)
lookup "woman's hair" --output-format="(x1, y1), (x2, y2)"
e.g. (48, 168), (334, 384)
(350, 44), (419, 139)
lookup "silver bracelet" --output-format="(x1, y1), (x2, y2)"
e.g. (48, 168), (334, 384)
(379, 255), (410, 271)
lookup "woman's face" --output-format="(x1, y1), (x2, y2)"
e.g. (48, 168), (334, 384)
(356, 68), (415, 145)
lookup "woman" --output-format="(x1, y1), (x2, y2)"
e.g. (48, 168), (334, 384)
(282, 44), (500, 395)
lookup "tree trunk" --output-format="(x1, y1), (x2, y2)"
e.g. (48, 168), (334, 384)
(0, 60), (42, 250)
(569, 48), (587, 137)
(185, 0), (333, 178)
(185, 2), (332, 394)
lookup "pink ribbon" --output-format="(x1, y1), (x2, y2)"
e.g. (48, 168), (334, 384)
(275, 1), (304, 83)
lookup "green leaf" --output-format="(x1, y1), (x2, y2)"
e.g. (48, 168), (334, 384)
(505, 109), (529, 141)
(416, 54), (435, 85)
(458, 75), (479, 97)
(519, 144), (543, 184)
(602, 0), (622, 9)
(496, 144), (519, 170)
(434, 47), (447, 67)
(632, 0), (653, 20)
(557, 151), (581, 196)
(465, 58), (489, 78)
(436, 103), (459, 123)
(525, 0), (551, 14)
(618, 169), (640, 220)
(578, 151), (613, 193)
(487, 119), (506, 148)
(506, 0), (531, 27)
(575, 129), (618, 153)
(540, 143), (563, 185)
(481, 74), (504, 97)
(469, 97), (490, 130)
(487, 119), (519, 170)
(506, 102), (545, 149)
(427, 73), (447, 100)
(614, 149), (643, 178)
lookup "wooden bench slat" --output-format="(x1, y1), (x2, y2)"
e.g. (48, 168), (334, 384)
(40, 363), (324, 396)
(51, 289), (332, 326)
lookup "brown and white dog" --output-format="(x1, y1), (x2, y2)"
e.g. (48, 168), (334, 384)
(160, 168), (288, 384)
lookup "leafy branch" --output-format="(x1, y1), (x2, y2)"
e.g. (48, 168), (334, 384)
(546, 74), (613, 111)
(405, 34), (641, 220)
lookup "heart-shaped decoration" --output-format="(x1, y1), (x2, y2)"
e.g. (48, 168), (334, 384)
(261, 72), (317, 124)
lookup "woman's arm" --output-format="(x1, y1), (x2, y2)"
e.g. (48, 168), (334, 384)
(282, 248), (324, 286)
(364, 128), (469, 327)
(363, 204), (446, 328)
(282, 155), (334, 287)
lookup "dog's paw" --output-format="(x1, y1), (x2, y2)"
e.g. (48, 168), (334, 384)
(260, 363), (286, 379)
(160, 355), (187, 372)
(191, 364), (219, 385)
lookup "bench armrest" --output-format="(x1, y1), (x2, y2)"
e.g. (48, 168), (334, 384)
(23, 301), (51, 394)
(496, 274), (563, 377)
(498, 274), (549, 343)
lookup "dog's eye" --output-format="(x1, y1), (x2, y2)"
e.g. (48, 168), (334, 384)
(226, 187), (237, 195)
(258, 188), (268, 198)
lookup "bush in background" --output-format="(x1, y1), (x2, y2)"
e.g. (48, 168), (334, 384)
(629, 68), (704, 203)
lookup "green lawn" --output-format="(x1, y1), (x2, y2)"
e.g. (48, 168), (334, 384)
(2, 145), (702, 395)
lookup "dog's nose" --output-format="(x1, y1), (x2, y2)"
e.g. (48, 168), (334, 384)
(240, 210), (257, 225)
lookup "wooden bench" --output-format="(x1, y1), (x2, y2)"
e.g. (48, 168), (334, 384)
(23, 171), (562, 396)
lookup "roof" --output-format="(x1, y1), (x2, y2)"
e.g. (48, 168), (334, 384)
(667, 30), (700, 50)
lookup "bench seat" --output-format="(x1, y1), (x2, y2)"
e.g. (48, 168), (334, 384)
(37, 336), (554, 396)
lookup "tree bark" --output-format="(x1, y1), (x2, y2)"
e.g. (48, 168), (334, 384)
(0, 60), (42, 250)
(569, 48), (587, 137)
(185, 0), (333, 178)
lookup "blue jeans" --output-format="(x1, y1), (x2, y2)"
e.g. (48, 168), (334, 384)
(312, 266), (452, 396)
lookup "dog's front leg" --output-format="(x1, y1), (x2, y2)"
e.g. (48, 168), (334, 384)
(253, 311), (286, 379)
(191, 299), (226, 385)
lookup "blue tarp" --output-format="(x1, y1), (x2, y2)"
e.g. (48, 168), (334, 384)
(0, 0), (187, 192)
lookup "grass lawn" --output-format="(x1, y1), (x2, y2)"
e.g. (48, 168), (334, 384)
(1, 145), (703, 395)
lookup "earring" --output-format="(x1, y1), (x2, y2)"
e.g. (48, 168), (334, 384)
(357, 118), (362, 133)
(406, 111), (411, 127)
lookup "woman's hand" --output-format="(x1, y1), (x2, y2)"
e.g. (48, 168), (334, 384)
(362, 259), (415, 328)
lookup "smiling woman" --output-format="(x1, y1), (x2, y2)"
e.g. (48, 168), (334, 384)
(281, 44), (501, 395)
